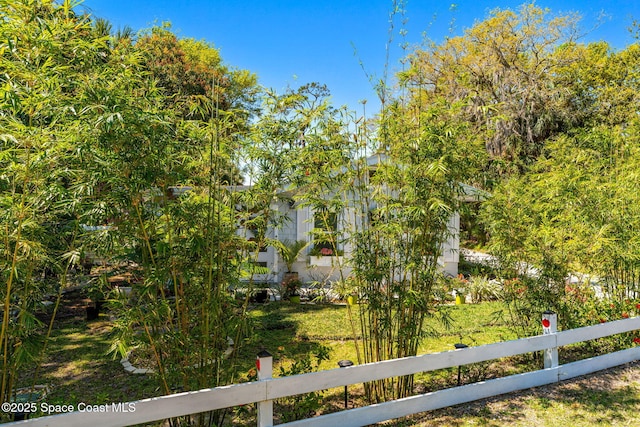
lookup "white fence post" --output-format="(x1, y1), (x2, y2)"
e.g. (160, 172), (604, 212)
(256, 350), (273, 427)
(542, 311), (558, 369)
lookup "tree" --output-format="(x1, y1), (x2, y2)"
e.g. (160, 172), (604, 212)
(0, 3), (260, 424)
(135, 25), (259, 186)
(0, 0), (115, 411)
(402, 4), (582, 180)
(553, 41), (640, 128)
(84, 21), (259, 427)
(278, 240), (309, 273)
(343, 97), (482, 402)
(482, 119), (640, 334)
(135, 25), (257, 124)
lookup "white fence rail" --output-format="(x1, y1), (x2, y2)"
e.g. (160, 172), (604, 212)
(7, 313), (640, 427)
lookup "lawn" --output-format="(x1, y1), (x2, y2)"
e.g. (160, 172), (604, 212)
(245, 300), (516, 372)
(32, 318), (158, 407)
(16, 298), (640, 426)
(23, 300), (516, 411)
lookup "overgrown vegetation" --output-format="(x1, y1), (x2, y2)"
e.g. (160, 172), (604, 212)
(3, 0), (640, 424)
(403, 3), (640, 340)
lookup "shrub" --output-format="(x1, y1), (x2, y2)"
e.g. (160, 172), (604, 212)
(281, 278), (303, 299)
(275, 346), (330, 422)
(467, 275), (502, 303)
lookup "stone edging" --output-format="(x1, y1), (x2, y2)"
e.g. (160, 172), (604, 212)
(121, 337), (234, 375)
(120, 354), (155, 375)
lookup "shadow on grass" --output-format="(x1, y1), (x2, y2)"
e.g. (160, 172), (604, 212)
(30, 300), (349, 414)
(20, 316), (158, 410)
(236, 302), (346, 374)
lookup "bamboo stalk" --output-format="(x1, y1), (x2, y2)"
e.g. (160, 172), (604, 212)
(0, 197), (26, 404)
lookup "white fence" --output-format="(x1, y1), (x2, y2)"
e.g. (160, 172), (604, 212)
(7, 313), (640, 427)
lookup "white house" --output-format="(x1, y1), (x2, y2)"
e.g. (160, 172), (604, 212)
(245, 201), (461, 284)
(238, 154), (478, 285)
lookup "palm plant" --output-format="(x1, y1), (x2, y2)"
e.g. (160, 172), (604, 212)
(277, 239), (309, 273)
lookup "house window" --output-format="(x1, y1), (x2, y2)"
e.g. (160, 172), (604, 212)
(313, 208), (338, 255)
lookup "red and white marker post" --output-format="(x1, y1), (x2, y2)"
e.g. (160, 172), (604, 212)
(542, 311), (558, 369)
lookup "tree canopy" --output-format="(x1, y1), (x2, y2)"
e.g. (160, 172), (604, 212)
(400, 4), (640, 183)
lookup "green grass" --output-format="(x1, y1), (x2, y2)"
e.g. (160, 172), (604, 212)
(243, 302), (358, 373)
(420, 302), (516, 353)
(25, 316), (158, 408)
(16, 299), (640, 426)
(244, 301), (640, 426)
(245, 300), (516, 371)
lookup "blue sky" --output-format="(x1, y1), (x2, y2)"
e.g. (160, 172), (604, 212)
(80, 1), (640, 115)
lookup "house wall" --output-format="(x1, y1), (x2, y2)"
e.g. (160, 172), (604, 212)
(262, 203), (352, 284)
(439, 211), (460, 277)
(279, 206), (297, 242)
(275, 204), (459, 283)
(248, 194), (460, 285)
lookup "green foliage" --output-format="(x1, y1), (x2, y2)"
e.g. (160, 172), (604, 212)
(6, 1), (640, 421)
(277, 239), (309, 272)
(275, 345), (330, 423)
(466, 275), (502, 303)
(136, 24), (258, 127)
(331, 277), (360, 300)
(483, 121), (640, 333)
(337, 95), (483, 402)
(281, 278), (303, 299)
(403, 4), (640, 344)
(0, 0), (113, 407)
(99, 114), (256, 427)
(0, 2), (261, 422)
(402, 4), (640, 186)
(402, 4), (582, 179)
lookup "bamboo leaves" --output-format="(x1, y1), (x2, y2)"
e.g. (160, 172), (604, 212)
(483, 125), (640, 332)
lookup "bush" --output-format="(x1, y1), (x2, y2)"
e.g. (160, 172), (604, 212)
(275, 346), (330, 422)
(467, 275), (502, 303)
(281, 278), (303, 299)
